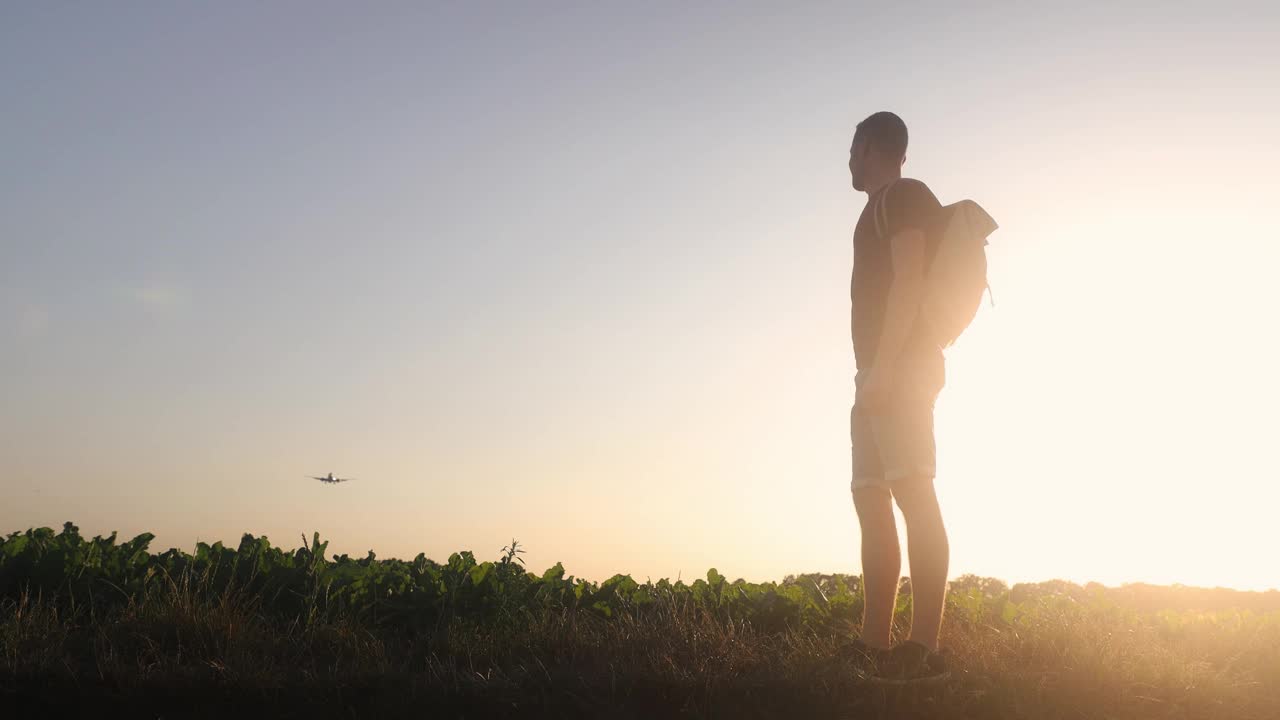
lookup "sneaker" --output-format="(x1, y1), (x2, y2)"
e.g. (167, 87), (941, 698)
(866, 640), (950, 685)
(834, 637), (891, 679)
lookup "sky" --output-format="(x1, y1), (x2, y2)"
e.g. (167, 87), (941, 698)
(3, 2), (1278, 591)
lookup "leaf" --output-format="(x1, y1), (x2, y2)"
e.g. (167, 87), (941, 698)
(469, 562), (494, 587)
(541, 562), (565, 582)
(603, 573), (638, 596)
(1001, 600), (1023, 625)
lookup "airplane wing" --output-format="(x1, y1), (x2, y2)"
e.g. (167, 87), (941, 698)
(335, 477), (355, 483)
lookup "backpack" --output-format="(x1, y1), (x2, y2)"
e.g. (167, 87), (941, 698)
(874, 180), (998, 348)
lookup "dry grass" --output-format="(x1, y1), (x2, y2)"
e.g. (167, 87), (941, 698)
(2, 578), (1278, 720)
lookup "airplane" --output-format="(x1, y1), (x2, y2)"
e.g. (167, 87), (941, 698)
(308, 473), (355, 484)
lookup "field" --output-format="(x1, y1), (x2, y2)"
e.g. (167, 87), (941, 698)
(2, 524), (1278, 719)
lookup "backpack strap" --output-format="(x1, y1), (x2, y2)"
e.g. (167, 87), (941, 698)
(873, 178), (901, 241)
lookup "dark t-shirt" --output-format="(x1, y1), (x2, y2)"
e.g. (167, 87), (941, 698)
(850, 178), (945, 387)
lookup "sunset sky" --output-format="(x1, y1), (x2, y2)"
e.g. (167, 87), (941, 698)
(3, 3), (1278, 591)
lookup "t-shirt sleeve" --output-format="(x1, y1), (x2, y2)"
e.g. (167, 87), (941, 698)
(885, 179), (941, 238)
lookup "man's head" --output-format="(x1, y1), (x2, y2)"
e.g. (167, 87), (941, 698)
(849, 111), (908, 192)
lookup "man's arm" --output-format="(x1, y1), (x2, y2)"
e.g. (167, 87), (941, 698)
(869, 228), (927, 377)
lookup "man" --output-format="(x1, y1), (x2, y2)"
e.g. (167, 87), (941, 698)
(842, 111), (950, 684)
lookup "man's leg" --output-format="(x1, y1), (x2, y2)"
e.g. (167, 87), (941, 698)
(892, 478), (949, 651)
(852, 486), (900, 649)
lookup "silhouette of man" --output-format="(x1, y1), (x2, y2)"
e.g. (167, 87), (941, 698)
(846, 111), (949, 681)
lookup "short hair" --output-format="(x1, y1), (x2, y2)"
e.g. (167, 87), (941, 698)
(853, 111), (909, 160)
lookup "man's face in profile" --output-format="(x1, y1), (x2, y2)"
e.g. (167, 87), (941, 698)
(848, 138), (869, 192)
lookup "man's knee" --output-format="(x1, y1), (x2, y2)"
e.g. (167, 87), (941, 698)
(853, 485), (894, 525)
(891, 476), (942, 520)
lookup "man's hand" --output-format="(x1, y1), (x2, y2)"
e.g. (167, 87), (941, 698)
(855, 364), (897, 411)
